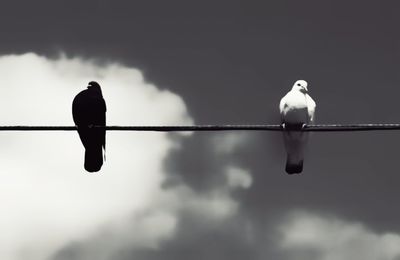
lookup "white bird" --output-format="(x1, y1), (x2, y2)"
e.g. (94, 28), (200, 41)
(279, 80), (316, 174)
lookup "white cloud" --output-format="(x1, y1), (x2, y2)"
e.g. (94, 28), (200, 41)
(51, 180), (242, 260)
(225, 166), (253, 189)
(0, 53), (198, 260)
(212, 132), (254, 190)
(279, 211), (400, 260)
(213, 132), (250, 154)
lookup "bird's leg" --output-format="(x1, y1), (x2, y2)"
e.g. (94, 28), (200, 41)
(301, 123), (307, 129)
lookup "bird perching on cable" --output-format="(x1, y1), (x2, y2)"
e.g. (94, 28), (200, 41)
(72, 81), (107, 172)
(279, 80), (316, 174)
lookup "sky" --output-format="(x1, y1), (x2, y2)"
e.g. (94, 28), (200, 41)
(1, 1), (400, 259)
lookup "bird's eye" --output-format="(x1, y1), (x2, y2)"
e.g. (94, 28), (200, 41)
(297, 83), (301, 86)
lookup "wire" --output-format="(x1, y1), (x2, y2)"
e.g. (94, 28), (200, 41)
(0, 124), (400, 132)
(303, 124), (400, 132)
(0, 125), (281, 131)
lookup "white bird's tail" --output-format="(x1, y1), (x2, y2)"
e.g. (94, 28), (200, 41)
(286, 156), (303, 174)
(282, 124), (308, 174)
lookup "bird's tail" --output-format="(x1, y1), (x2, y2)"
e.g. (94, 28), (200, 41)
(286, 156), (303, 174)
(282, 128), (307, 174)
(84, 147), (103, 172)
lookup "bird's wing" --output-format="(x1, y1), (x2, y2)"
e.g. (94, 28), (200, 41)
(306, 94), (316, 123)
(279, 93), (290, 122)
(72, 90), (91, 126)
(100, 98), (106, 150)
(279, 94), (287, 114)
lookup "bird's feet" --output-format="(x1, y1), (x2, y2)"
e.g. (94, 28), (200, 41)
(281, 123), (307, 131)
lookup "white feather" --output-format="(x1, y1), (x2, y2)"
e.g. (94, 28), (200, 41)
(279, 80), (316, 174)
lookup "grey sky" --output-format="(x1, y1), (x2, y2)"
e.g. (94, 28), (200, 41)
(1, 1), (400, 259)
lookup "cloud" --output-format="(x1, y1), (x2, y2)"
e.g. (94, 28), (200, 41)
(225, 166), (253, 189)
(279, 211), (400, 260)
(0, 52), (257, 260)
(49, 123), (254, 260)
(0, 52), (197, 260)
(213, 132), (251, 155)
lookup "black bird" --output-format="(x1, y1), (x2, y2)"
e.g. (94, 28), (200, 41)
(72, 81), (107, 172)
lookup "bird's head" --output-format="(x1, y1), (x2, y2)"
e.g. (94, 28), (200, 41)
(292, 80), (308, 93)
(87, 81), (103, 95)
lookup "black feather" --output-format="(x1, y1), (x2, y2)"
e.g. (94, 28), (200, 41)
(72, 82), (106, 172)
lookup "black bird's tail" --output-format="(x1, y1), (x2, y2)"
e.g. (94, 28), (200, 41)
(84, 146), (103, 172)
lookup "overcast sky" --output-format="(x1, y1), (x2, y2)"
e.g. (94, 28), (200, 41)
(1, 1), (400, 259)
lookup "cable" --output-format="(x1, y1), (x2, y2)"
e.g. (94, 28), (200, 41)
(0, 125), (281, 131)
(0, 124), (400, 132)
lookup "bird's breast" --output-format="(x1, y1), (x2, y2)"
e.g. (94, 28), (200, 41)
(281, 92), (310, 124)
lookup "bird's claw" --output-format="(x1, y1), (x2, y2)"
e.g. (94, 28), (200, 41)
(281, 123), (307, 131)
